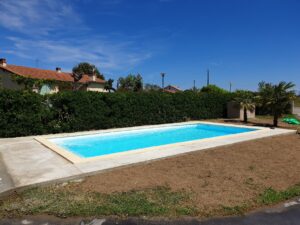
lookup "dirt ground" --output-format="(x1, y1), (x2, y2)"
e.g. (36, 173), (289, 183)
(208, 117), (300, 130)
(67, 130), (300, 211)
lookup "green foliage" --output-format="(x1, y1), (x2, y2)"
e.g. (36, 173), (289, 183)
(104, 79), (115, 92)
(11, 74), (72, 92)
(0, 90), (49, 137)
(200, 84), (229, 94)
(257, 81), (295, 126)
(72, 62), (105, 80)
(144, 83), (161, 92)
(221, 204), (248, 216)
(0, 90), (231, 137)
(258, 184), (300, 205)
(117, 74), (143, 92)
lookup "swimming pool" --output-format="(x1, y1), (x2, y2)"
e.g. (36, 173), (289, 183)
(47, 123), (256, 159)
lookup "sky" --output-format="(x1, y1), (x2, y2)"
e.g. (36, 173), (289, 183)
(0, 0), (299, 91)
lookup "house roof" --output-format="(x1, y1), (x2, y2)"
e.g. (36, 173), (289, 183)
(164, 85), (181, 93)
(0, 64), (105, 84)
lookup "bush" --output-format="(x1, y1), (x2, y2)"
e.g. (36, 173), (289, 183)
(200, 84), (229, 94)
(0, 90), (232, 137)
(0, 90), (47, 137)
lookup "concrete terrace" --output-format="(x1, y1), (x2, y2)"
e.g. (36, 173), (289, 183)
(0, 122), (295, 196)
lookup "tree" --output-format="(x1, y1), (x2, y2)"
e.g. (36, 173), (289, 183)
(234, 90), (255, 123)
(144, 83), (161, 92)
(104, 79), (116, 93)
(117, 74), (143, 92)
(257, 81), (296, 127)
(200, 84), (228, 94)
(72, 62), (105, 80)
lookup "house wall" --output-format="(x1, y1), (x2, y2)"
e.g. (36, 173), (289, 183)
(0, 69), (59, 94)
(50, 86), (59, 93)
(37, 84), (59, 95)
(0, 68), (23, 90)
(0, 68), (107, 94)
(86, 83), (107, 92)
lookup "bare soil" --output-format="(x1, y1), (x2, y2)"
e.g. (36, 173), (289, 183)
(208, 117), (299, 130)
(69, 131), (300, 212)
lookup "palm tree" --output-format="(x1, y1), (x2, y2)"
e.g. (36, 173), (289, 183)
(234, 90), (255, 123)
(257, 81), (295, 127)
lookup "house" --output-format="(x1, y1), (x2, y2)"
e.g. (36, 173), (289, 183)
(0, 58), (107, 94)
(163, 85), (181, 93)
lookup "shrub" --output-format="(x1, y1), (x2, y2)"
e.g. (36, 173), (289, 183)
(0, 90), (47, 137)
(200, 84), (229, 94)
(0, 90), (232, 137)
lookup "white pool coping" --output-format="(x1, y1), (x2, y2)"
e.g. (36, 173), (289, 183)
(35, 121), (292, 164)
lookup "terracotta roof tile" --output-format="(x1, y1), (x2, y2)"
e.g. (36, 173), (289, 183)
(0, 64), (105, 84)
(163, 85), (181, 93)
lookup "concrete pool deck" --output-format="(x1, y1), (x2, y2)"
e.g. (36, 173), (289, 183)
(0, 122), (295, 196)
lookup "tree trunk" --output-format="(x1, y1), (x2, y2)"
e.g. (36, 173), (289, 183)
(273, 113), (279, 127)
(243, 107), (248, 123)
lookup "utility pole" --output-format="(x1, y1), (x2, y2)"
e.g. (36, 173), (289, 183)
(193, 80), (196, 91)
(229, 82), (232, 92)
(161, 72), (165, 91)
(207, 69), (210, 86)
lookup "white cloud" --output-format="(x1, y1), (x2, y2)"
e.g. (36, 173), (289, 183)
(4, 36), (152, 73)
(0, 0), (154, 73)
(0, 0), (81, 35)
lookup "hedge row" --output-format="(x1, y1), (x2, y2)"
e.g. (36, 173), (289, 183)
(0, 90), (232, 137)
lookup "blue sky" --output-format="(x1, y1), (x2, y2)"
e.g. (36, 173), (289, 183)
(0, 0), (299, 91)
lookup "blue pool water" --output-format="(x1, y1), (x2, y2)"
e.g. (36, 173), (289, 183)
(50, 123), (256, 158)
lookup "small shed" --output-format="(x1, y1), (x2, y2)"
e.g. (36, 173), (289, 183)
(227, 102), (255, 120)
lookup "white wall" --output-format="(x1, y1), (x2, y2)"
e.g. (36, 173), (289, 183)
(86, 83), (107, 92)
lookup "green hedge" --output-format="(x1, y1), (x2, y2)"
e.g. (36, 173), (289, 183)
(0, 90), (231, 137)
(0, 91), (48, 137)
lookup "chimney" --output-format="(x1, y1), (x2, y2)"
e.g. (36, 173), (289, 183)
(0, 58), (7, 67)
(56, 67), (61, 73)
(90, 68), (96, 81)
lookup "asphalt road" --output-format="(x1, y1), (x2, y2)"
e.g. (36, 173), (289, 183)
(1, 203), (300, 225)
